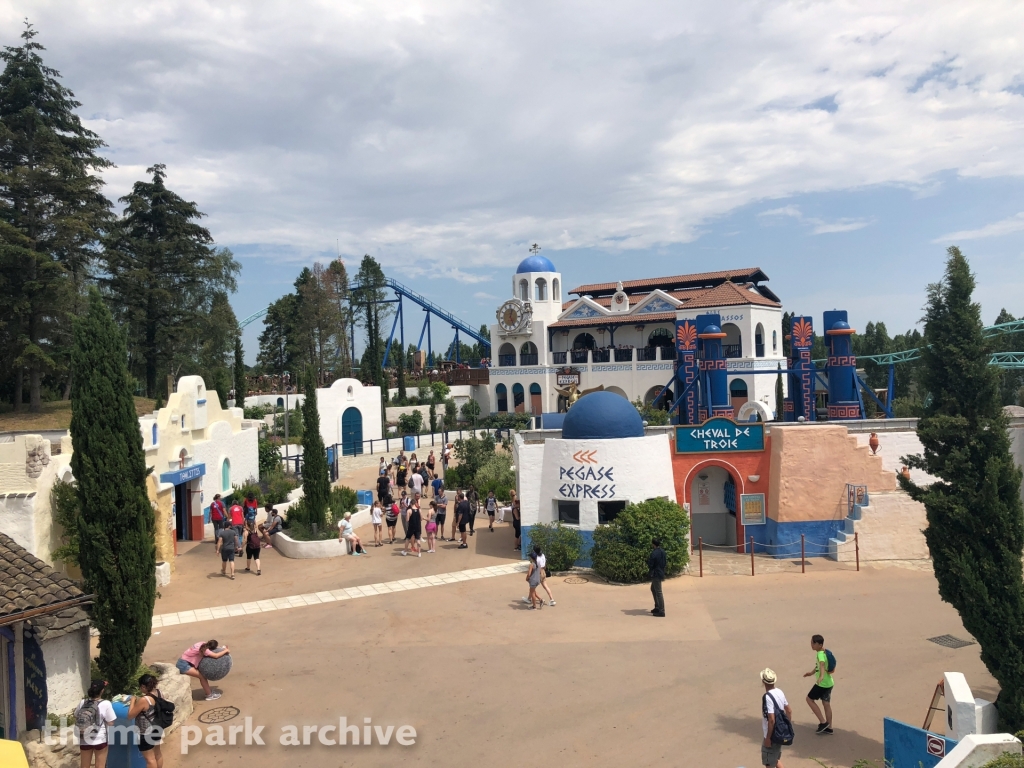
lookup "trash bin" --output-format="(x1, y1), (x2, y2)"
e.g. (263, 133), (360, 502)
(403, 435), (416, 452)
(357, 490), (373, 506)
(107, 699), (147, 768)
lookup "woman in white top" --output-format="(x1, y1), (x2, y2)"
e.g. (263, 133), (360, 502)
(370, 501), (383, 547)
(337, 512), (363, 555)
(75, 679), (116, 767)
(522, 544), (555, 606)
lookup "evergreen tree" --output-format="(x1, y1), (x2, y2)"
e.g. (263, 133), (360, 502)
(212, 367), (230, 409)
(902, 247), (1024, 730)
(395, 342), (407, 404)
(0, 24), (112, 411)
(353, 255), (390, 390)
(429, 400), (437, 434)
(70, 291), (155, 692)
(101, 164), (239, 397)
(774, 364), (784, 421)
(300, 365), (330, 528)
(233, 335), (247, 406)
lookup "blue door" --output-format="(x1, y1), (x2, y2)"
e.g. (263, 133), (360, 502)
(341, 407), (363, 456)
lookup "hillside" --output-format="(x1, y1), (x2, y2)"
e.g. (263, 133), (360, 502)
(0, 397), (157, 433)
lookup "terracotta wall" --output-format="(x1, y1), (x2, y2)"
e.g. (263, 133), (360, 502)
(768, 424), (895, 524)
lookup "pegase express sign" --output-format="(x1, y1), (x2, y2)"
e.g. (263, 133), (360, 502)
(675, 418), (765, 454)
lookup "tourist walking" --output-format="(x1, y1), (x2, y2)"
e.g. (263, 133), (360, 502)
(243, 521), (262, 575)
(456, 492), (472, 549)
(467, 485), (479, 535)
(525, 552), (542, 609)
(376, 472), (390, 504)
(425, 503), (437, 553)
(410, 465), (424, 496)
(385, 499), (399, 544)
(648, 538), (666, 617)
(403, 495), (422, 557)
(434, 489), (448, 541)
(396, 460), (408, 490)
(399, 490), (410, 538)
(536, 545), (555, 605)
(803, 634), (835, 734)
(243, 492), (259, 526)
(74, 679), (116, 767)
(128, 674), (166, 767)
(431, 472), (444, 498)
(209, 494), (226, 535)
(760, 668), (793, 768)
(370, 501), (384, 546)
(337, 511), (364, 555)
(512, 501), (521, 551)
(259, 504), (283, 548)
(379, 457), (389, 477)
(215, 522), (241, 578)
(176, 640), (228, 700)
(229, 501), (244, 537)
(427, 449), (436, 476)
(485, 491), (497, 531)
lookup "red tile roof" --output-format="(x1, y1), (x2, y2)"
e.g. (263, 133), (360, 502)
(549, 311), (678, 329)
(677, 281), (781, 309)
(570, 267), (770, 297)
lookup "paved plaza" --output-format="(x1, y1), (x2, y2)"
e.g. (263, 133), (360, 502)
(146, 521), (995, 768)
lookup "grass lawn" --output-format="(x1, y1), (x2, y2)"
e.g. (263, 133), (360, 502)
(0, 397), (157, 432)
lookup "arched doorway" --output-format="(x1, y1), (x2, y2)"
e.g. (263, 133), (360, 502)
(644, 385), (673, 410)
(529, 383), (542, 414)
(722, 323), (742, 358)
(689, 465), (738, 547)
(498, 342), (516, 366)
(648, 327), (674, 351)
(495, 384), (508, 412)
(573, 333), (596, 350)
(520, 341), (538, 366)
(341, 407), (363, 456)
(755, 323), (765, 357)
(512, 383), (525, 413)
(730, 379), (748, 410)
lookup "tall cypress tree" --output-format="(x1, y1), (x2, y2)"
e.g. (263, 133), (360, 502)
(300, 365), (330, 528)
(233, 335), (247, 407)
(71, 291), (155, 692)
(395, 342), (407, 404)
(774, 363), (784, 421)
(902, 246), (1024, 730)
(0, 24), (112, 411)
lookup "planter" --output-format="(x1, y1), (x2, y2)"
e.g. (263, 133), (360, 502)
(868, 432), (880, 455)
(274, 504), (372, 559)
(155, 561), (171, 587)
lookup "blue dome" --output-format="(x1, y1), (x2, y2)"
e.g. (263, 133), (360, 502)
(831, 320), (851, 331)
(516, 254), (556, 273)
(562, 391), (645, 440)
(701, 324), (722, 335)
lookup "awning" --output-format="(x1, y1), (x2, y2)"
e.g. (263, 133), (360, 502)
(159, 463), (206, 485)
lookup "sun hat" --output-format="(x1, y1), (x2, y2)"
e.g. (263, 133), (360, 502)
(760, 668), (777, 684)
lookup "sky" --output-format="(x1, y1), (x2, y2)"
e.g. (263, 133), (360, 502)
(8, 1), (1024, 362)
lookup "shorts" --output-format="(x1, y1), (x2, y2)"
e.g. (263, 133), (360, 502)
(138, 730), (163, 751)
(220, 549), (236, 562)
(487, 510), (495, 517)
(761, 742), (782, 766)
(435, 514), (446, 528)
(425, 523), (437, 533)
(245, 547), (261, 560)
(458, 522), (468, 532)
(808, 684), (833, 702)
(385, 517), (398, 526)
(80, 742), (108, 751)
(175, 659), (193, 674)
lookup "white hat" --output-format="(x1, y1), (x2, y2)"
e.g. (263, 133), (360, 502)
(760, 668), (777, 684)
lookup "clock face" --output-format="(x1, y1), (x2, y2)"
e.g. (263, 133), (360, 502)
(497, 299), (526, 332)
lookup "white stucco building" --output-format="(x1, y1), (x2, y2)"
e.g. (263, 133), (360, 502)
(487, 256), (785, 417)
(315, 378), (384, 456)
(0, 435), (74, 565)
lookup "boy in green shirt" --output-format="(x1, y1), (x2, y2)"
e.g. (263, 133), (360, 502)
(802, 633), (834, 734)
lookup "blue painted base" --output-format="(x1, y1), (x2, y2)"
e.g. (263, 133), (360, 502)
(520, 525), (594, 567)
(884, 717), (955, 768)
(747, 518), (842, 559)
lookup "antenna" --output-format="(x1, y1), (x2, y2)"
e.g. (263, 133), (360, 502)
(529, 243), (541, 255)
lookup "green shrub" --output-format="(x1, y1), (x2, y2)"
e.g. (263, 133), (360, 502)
(232, 477), (263, 506)
(526, 522), (585, 572)
(477, 412), (532, 430)
(265, 472), (299, 505)
(398, 410), (423, 435)
(51, 479), (81, 567)
(474, 453), (515, 499)
(981, 754), (1024, 767)
(244, 405), (270, 420)
(258, 438), (279, 479)
(283, 498), (336, 541)
(632, 397), (670, 426)
(330, 486), (358, 517)
(591, 498), (690, 583)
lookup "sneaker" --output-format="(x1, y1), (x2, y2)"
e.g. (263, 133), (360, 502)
(417, 552), (421, 558)
(823, 726), (834, 735)
(522, 596), (531, 604)
(548, 600), (556, 606)
(401, 551), (407, 557)
(352, 552), (363, 556)
(816, 723), (828, 734)
(205, 692), (222, 701)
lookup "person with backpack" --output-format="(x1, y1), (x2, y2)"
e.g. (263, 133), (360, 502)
(128, 673), (174, 767)
(176, 639), (229, 701)
(803, 633), (835, 734)
(216, 521), (241, 579)
(243, 520), (262, 575)
(74, 679), (116, 766)
(760, 668), (793, 768)
(229, 501), (245, 538)
(243, 493), (259, 526)
(384, 498), (399, 544)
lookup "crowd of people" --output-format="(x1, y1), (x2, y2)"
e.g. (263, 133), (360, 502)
(209, 492), (284, 578)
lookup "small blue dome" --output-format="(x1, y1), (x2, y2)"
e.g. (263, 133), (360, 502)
(831, 320), (851, 331)
(516, 254), (556, 273)
(562, 391), (645, 440)
(701, 324), (722, 335)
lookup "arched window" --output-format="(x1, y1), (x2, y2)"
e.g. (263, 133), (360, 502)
(277, 397), (284, 408)
(535, 278), (547, 301)
(512, 383), (525, 413)
(181, 414), (186, 429)
(519, 279), (529, 301)
(730, 379), (749, 408)
(772, 330), (778, 352)
(755, 323), (765, 358)
(722, 323), (742, 358)
(151, 424), (158, 446)
(647, 328), (674, 349)
(178, 449), (188, 469)
(496, 383), (508, 412)
(519, 341), (538, 366)
(498, 342), (516, 367)
(573, 333), (596, 350)
(221, 458), (231, 492)
(529, 382), (542, 414)
(552, 278), (560, 301)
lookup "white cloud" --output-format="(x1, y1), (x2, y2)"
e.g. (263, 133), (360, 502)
(473, 291), (498, 300)
(757, 205), (871, 235)
(11, 0), (1024, 270)
(934, 212), (1024, 242)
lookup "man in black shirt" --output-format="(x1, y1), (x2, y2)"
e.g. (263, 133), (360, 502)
(376, 473), (390, 503)
(648, 538), (667, 617)
(455, 492), (473, 549)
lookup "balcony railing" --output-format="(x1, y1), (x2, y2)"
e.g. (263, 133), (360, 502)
(614, 348), (634, 362)
(519, 354), (538, 366)
(552, 351), (567, 364)
(637, 347), (658, 361)
(591, 349), (610, 363)
(571, 349), (590, 364)
(723, 344), (742, 358)
(498, 354), (516, 367)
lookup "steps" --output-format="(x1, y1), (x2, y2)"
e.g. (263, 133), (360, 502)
(828, 499), (865, 562)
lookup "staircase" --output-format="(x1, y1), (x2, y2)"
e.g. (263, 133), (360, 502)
(828, 485), (867, 562)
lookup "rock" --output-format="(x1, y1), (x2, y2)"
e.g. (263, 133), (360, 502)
(197, 652), (232, 681)
(152, 662), (195, 732)
(20, 734), (78, 768)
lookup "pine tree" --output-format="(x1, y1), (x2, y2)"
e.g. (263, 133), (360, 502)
(233, 335), (247, 407)
(0, 24), (112, 411)
(395, 342), (407, 404)
(101, 164), (239, 396)
(300, 365), (330, 528)
(212, 367), (230, 409)
(774, 364), (784, 421)
(902, 246), (1024, 730)
(71, 291), (155, 692)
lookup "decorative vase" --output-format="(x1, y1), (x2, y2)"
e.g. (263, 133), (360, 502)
(900, 466), (910, 480)
(868, 432), (879, 455)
